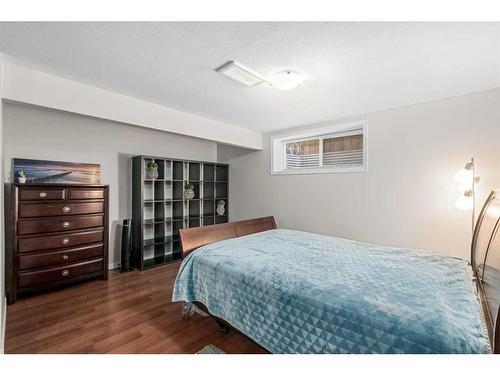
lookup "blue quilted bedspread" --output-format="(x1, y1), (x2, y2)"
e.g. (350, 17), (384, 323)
(172, 229), (490, 353)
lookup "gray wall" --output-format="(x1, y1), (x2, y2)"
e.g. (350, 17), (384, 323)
(3, 102), (217, 268)
(219, 88), (500, 260)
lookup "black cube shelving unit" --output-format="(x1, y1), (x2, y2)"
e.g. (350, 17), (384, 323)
(132, 155), (229, 270)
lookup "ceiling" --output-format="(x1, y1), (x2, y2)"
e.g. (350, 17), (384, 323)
(0, 22), (499, 133)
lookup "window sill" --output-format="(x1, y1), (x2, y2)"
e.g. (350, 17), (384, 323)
(271, 166), (367, 175)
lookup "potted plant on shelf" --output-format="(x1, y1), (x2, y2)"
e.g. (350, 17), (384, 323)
(17, 170), (27, 184)
(216, 200), (226, 216)
(146, 160), (159, 180)
(183, 183), (195, 200)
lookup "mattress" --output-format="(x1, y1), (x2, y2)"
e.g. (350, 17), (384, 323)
(172, 229), (490, 353)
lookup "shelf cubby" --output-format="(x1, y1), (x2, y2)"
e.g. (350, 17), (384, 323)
(172, 240), (181, 255)
(203, 182), (214, 199)
(164, 241), (173, 256)
(154, 181), (164, 200)
(189, 162), (200, 181)
(172, 161), (184, 180)
(203, 164), (215, 181)
(144, 183), (153, 201)
(164, 160), (172, 180)
(216, 165), (228, 182)
(165, 181), (172, 199)
(189, 218), (200, 228)
(190, 182), (200, 199)
(154, 202), (164, 221)
(203, 199), (215, 216)
(173, 181), (184, 200)
(156, 159), (165, 180)
(203, 216), (215, 226)
(215, 215), (229, 224)
(173, 201), (184, 220)
(165, 222), (173, 238)
(143, 245), (155, 261)
(143, 205), (154, 222)
(215, 182), (228, 199)
(165, 202), (172, 220)
(189, 200), (200, 218)
(154, 222), (164, 241)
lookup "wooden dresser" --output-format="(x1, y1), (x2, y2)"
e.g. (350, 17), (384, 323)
(6, 183), (109, 304)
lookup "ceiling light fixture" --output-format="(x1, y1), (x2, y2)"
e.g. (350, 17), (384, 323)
(269, 70), (303, 91)
(215, 61), (265, 87)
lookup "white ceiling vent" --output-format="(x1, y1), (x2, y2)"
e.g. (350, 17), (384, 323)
(215, 61), (264, 87)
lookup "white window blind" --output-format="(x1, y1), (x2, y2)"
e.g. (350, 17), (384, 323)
(322, 132), (363, 168)
(285, 138), (320, 169)
(272, 121), (367, 175)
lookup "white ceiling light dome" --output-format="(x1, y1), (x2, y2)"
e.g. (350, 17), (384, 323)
(269, 70), (303, 91)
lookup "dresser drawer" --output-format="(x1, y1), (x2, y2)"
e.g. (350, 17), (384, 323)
(18, 214), (104, 235)
(18, 258), (103, 288)
(68, 188), (105, 200)
(18, 229), (104, 253)
(19, 187), (65, 201)
(18, 244), (104, 270)
(19, 201), (104, 218)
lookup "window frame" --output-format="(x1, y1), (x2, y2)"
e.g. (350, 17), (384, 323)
(271, 120), (368, 175)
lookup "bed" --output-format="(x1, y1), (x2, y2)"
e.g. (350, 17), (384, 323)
(172, 193), (500, 354)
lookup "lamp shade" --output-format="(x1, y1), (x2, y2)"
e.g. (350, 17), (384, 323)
(457, 181), (473, 194)
(455, 195), (473, 210)
(455, 168), (473, 184)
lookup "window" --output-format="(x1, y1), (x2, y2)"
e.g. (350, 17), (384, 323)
(271, 120), (367, 174)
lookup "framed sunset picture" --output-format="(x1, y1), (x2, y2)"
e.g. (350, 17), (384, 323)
(13, 158), (101, 184)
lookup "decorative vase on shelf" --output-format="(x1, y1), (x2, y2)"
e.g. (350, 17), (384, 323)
(146, 166), (159, 180)
(183, 183), (195, 200)
(216, 200), (226, 216)
(183, 189), (195, 200)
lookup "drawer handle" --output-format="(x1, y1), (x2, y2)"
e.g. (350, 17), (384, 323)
(61, 270), (70, 277)
(62, 255), (69, 260)
(62, 238), (70, 245)
(39, 192), (47, 198)
(62, 221), (70, 229)
(84, 192), (91, 198)
(63, 206), (71, 213)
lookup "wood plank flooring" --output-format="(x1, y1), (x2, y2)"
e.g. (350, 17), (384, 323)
(5, 261), (267, 354)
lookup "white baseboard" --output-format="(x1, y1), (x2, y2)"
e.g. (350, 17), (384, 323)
(108, 262), (120, 270)
(1, 296), (6, 354)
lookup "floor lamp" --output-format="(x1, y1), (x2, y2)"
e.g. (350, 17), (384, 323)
(455, 157), (480, 233)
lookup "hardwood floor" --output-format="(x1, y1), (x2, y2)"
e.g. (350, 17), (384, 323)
(5, 261), (267, 354)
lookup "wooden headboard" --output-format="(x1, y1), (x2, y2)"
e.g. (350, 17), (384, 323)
(471, 189), (500, 353)
(179, 216), (276, 258)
